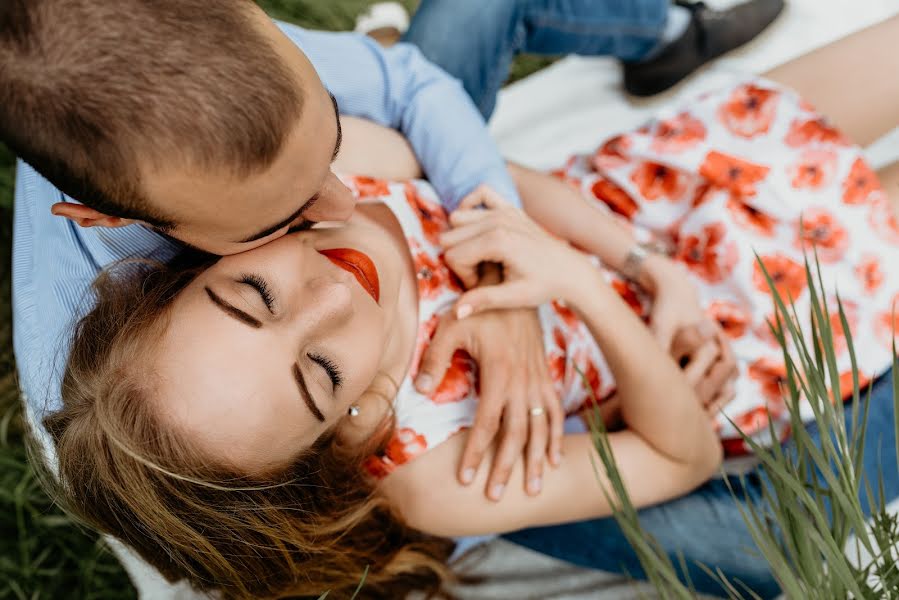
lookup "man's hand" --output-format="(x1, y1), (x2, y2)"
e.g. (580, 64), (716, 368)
(415, 306), (564, 502)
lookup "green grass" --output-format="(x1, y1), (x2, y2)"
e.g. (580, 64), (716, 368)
(0, 2), (554, 598)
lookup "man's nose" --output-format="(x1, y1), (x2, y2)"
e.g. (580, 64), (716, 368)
(306, 172), (357, 223)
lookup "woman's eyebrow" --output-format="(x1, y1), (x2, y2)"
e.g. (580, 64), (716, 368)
(293, 363), (325, 422)
(205, 287), (262, 329)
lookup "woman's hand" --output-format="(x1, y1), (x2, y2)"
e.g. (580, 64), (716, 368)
(639, 256), (738, 414)
(440, 187), (594, 315)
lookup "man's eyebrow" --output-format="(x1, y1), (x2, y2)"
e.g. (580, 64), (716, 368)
(293, 363), (325, 422)
(237, 194), (319, 244)
(330, 92), (342, 162)
(205, 287), (262, 329)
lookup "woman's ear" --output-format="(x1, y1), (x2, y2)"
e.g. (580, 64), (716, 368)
(336, 388), (393, 447)
(50, 201), (137, 229)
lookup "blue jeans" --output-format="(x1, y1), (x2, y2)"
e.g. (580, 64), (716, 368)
(504, 368), (899, 598)
(403, 0), (669, 119)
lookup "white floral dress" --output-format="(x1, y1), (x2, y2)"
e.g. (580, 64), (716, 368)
(356, 77), (899, 474)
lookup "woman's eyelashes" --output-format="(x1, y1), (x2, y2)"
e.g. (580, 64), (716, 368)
(239, 274), (275, 314)
(308, 353), (343, 391)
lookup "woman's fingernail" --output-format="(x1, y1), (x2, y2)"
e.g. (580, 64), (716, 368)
(528, 477), (542, 494)
(456, 304), (473, 319)
(461, 468), (475, 485)
(415, 374), (434, 392)
(489, 483), (505, 500)
(553, 451), (562, 465)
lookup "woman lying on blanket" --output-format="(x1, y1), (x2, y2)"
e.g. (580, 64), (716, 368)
(44, 18), (899, 600)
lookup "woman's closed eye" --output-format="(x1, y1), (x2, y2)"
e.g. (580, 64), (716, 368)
(239, 273), (275, 314)
(309, 352), (343, 391)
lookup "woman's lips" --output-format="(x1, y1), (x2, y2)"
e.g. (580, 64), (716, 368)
(318, 248), (380, 303)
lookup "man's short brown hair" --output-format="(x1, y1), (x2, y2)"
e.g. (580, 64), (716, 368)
(0, 0), (303, 227)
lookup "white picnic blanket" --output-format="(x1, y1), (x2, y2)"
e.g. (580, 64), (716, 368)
(35, 0), (899, 597)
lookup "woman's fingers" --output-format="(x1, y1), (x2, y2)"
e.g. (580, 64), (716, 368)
(454, 282), (535, 318)
(457, 184), (508, 211)
(524, 394), (548, 497)
(683, 341), (720, 387)
(440, 216), (497, 248)
(706, 381), (736, 417)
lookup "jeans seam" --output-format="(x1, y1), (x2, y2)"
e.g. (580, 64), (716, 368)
(527, 12), (665, 39)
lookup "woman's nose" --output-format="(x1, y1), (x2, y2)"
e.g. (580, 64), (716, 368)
(305, 172), (357, 223)
(294, 273), (354, 333)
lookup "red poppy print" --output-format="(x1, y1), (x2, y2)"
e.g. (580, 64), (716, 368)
(718, 84), (779, 139)
(412, 247), (460, 300)
(676, 223), (740, 283)
(794, 207), (849, 263)
(593, 135), (632, 170)
(855, 255), (884, 294)
(351, 176), (391, 199)
(875, 294), (899, 351)
(868, 198), (899, 245)
(753, 313), (783, 349)
(385, 428), (428, 465)
(752, 254), (807, 300)
(630, 162), (688, 202)
(552, 300), (581, 331)
(547, 327), (569, 382)
(823, 298), (859, 356)
(405, 183), (448, 245)
(547, 352), (566, 385)
(727, 197), (777, 237)
(575, 352), (604, 406)
(430, 350), (477, 404)
(692, 182), (715, 208)
(785, 117), (850, 147)
(611, 279), (646, 317)
(362, 456), (395, 479)
(707, 300), (750, 339)
(651, 112), (707, 153)
(550, 157), (582, 187)
(699, 151), (770, 197)
(789, 149), (837, 190)
(749, 358), (788, 403)
(830, 371), (872, 403)
(842, 158), (881, 205)
(591, 177), (639, 220)
(409, 314), (440, 380)
(734, 407), (772, 434)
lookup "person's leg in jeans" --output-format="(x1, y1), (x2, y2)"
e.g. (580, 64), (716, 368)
(403, 0), (667, 119)
(504, 368), (897, 599)
(403, 0), (786, 118)
(504, 474), (780, 598)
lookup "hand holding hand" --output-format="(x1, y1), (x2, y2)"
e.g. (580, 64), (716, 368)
(415, 308), (564, 501)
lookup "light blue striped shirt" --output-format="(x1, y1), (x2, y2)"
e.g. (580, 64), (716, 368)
(12, 22), (521, 417)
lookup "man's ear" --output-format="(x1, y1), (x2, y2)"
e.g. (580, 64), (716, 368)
(50, 201), (137, 229)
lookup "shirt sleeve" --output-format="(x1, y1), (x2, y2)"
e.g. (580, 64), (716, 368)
(276, 25), (521, 211)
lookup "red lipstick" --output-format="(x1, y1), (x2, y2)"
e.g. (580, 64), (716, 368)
(318, 248), (380, 303)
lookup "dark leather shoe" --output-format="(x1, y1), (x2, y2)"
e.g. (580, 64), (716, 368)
(623, 0), (785, 97)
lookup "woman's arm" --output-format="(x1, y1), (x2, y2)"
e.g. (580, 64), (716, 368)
(381, 201), (722, 537)
(333, 116), (423, 180)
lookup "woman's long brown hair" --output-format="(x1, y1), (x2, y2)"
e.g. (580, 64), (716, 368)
(40, 256), (454, 599)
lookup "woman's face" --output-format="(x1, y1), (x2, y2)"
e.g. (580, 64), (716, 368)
(151, 215), (408, 472)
